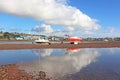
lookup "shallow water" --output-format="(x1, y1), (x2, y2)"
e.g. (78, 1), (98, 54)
(0, 48), (120, 80)
(0, 42), (32, 44)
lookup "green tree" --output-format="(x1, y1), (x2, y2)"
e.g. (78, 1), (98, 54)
(4, 32), (11, 40)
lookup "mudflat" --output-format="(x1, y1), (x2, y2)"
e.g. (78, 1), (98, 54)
(0, 41), (120, 50)
(0, 64), (50, 80)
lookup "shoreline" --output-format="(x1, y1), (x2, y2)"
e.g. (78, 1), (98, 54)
(0, 41), (120, 50)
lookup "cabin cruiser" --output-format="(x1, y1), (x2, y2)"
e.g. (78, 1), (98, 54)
(35, 35), (50, 44)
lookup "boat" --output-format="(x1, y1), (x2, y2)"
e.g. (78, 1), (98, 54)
(35, 35), (50, 44)
(67, 37), (83, 44)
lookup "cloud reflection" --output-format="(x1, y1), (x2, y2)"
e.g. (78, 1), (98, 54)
(18, 49), (100, 79)
(32, 49), (53, 57)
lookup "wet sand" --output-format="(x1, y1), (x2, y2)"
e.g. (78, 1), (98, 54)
(0, 41), (120, 50)
(0, 64), (50, 80)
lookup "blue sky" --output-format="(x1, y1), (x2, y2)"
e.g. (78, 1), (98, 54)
(0, 0), (120, 37)
(69, 0), (120, 27)
(0, 13), (41, 32)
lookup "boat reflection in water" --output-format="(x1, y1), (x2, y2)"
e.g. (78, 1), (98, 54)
(65, 48), (82, 54)
(18, 49), (100, 79)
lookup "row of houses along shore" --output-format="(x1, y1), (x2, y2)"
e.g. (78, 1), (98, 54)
(0, 32), (120, 41)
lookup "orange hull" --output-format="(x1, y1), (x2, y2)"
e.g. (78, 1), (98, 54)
(68, 37), (82, 42)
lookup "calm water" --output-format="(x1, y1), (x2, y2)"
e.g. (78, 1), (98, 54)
(0, 48), (120, 80)
(0, 42), (32, 44)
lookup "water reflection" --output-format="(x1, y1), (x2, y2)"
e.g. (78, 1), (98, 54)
(1, 48), (120, 80)
(0, 50), (38, 65)
(18, 48), (100, 79)
(65, 48), (82, 54)
(33, 49), (53, 57)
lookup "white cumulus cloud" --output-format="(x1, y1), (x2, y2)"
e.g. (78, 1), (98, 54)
(64, 26), (74, 32)
(0, 0), (100, 30)
(32, 24), (53, 33)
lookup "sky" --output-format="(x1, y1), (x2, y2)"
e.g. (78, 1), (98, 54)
(0, 0), (120, 38)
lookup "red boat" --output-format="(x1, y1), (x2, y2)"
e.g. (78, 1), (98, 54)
(67, 37), (83, 44)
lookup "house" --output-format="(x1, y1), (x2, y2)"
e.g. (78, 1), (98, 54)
(0, 33), (4, 39)
(14, 35), (24, 40)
